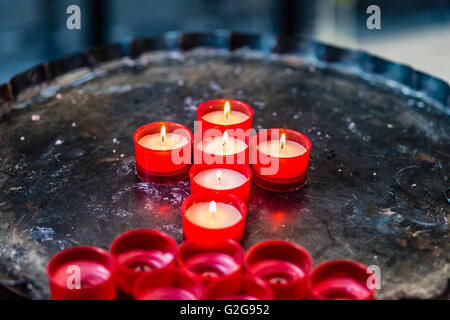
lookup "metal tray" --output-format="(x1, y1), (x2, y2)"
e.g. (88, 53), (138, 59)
(0, 31), (448, 299)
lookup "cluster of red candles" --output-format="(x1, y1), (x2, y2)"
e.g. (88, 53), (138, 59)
(134, 99), (312, 242)
(47, 229), (375, 300)
(47, 99), (375, 300)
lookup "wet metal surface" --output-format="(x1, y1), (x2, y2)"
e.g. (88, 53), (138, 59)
(0, 36), (449, 299)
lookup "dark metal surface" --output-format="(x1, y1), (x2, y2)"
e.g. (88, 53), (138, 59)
(0, 31), (449, 299)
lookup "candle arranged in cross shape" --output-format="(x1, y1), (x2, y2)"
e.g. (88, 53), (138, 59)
(195, 131), (249, 165)
(133, 121), (193, 183)
(194, 168), (246, 190)
(181, 193), (247, 242)
(198, 131), (247, 156)
(138, 124), (188, 150)
(197, 99), (254, 135)
(185, 200), (242, 229)
(257, 133), (307, 158)
(252, 128), (311, 192)
(189, 164), (252, 203)
(201, 100), (249, 125)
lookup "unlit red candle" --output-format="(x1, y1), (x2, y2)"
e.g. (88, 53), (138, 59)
(198, 131), (247, 156)
(138, 125), (188, 150)
(193, 168), (247, 190)
(257, 133), (306, 158)
(185, 200), (242, 229)
(202, 100), (249, 125)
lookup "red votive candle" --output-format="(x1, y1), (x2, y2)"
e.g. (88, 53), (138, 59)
(245, 240), (313, 300)
(205, 274), (273, 300)
(181, 193), (247, 243)
(47, 246), (116, 300)
(134, 121), (193, 183)
(197, 99), (253, 137)
(251, 128), (311, 192)
(194, 131), (250, 165)
(110, 229), (178, 295)
(308, 260), (375, 300)
(177, 238), (245, 287)
(133, 267), (203, 300)
(189, 164), (252, 203)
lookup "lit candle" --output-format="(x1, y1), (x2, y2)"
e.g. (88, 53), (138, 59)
(185, 200), (242, 229)
(194, 168), (246, 190)
(181, 194), (247, 242)
(202, 100), (249, 125)
(189, 164), (252, 203)
(138, 124), (188, 150)
(133, 122), (193, 183)
(197, 99), (254, 135)
(251, 129), (311, 192)
(198, 131), (247, 156)
(257, 133), (307, 157)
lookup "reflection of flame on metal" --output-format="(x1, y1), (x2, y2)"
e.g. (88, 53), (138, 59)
(271, 210), (286, 230)
(160, 124), (166, 142)
(224, 100), (231, 119)
(222, 131), (228, 146)
(216, 169), (222, 181)
(280, 133), (286, 150)
(156, 204), (172, 215)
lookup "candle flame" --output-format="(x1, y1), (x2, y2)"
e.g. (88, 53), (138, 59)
(209, 200), (217, 214)
(280, 133), (286, 150)
(216, 169), (222, 181)
(160, 125), (166, 142)
(222, 131), (228, 146)
(209, 200), (217, 225)
(224, 101), (231, 119)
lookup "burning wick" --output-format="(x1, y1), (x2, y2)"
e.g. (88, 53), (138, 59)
(160, 125), (166, 143)
(216, 169), (222, 182)
(222, 131), (228, 146)
(209, 200), (217, 225)
(280, 133), (286, 150)
(224, 101), (231, 119)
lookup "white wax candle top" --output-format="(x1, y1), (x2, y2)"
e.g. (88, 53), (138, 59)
(198, 136), (247, 155)
(257, 139), (306, 158)
(194, 168), (247, 190)
(138, 133), (188, 150)
(185, 201), (242, 229)
(202, 110), (249, 125)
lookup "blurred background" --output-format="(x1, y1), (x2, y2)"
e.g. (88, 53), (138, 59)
(0, 0), (449, 83)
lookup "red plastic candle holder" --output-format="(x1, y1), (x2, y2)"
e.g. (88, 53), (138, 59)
(47, 246), (116, 300)
(205, 274), (273, 300)
(197, 99), (254, 137)
(177, 238), (245, 287)
(133, 121), (193, 183)
(245, 240), (313, 300)
(189, 164), (252, 203)
(110, 229), (178, 294)
(251, 129), (311, 192)
(133, 267), (203, 300)
(181, 193), (247, 243)
(308, 260), (375, 300)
